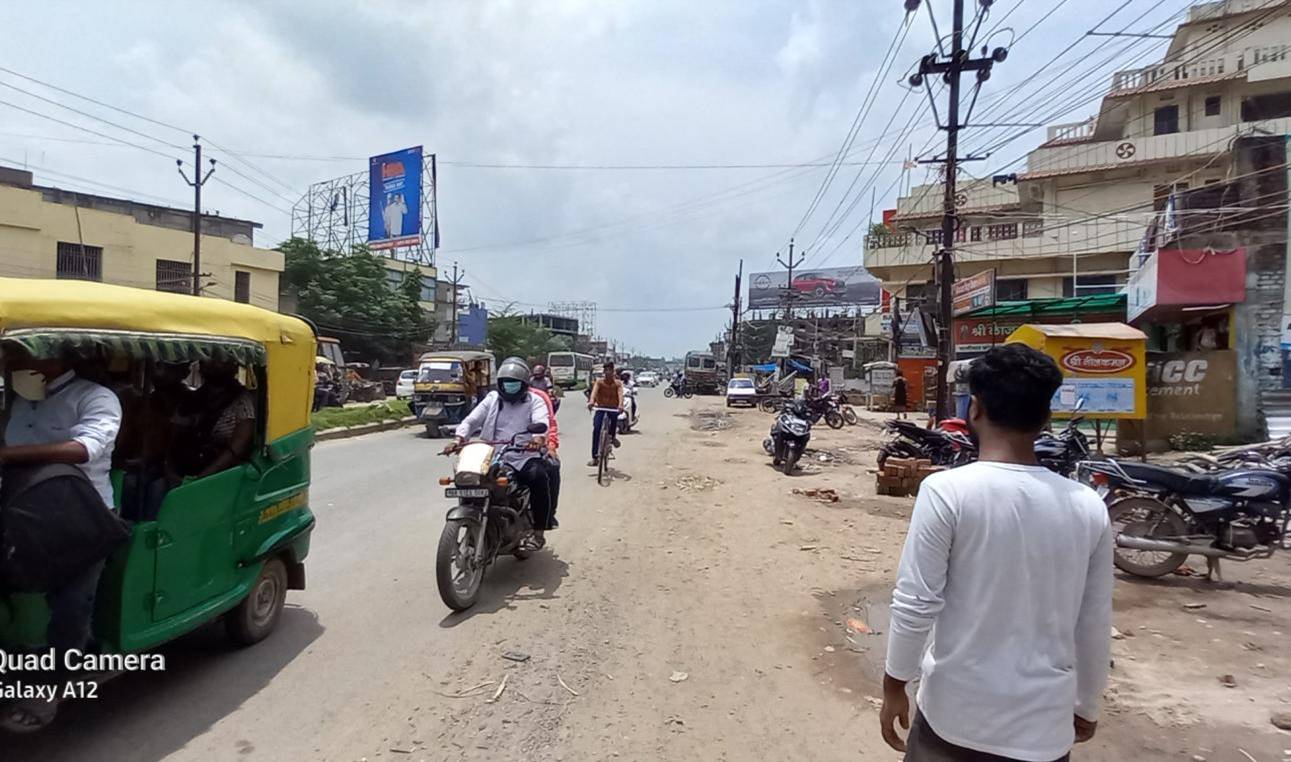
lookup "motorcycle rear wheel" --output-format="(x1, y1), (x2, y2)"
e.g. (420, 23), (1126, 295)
(1108, 497), (1190, 578)
(683, 390), (695, 399)
(759, 398), (780, 414)
(436, 520), (485, 611)
(842, 407), (859, 425)
(824, 410), (845, 429)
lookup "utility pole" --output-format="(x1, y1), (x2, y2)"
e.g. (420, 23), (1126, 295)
(776, 239), (806, 377)
(447, 261), (465, 347)
(776, 238), (805, 322)
(728, 259), (743, 372)
(177, 135), (215, 296)
(909, 0), (1004, 418)
(890, 296), (902, 364)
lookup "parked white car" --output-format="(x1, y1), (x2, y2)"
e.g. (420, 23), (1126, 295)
(725, 377), (758, 407)
(395, 369), (417, 399)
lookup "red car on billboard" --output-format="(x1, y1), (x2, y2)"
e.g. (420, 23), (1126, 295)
(791, 272), (845, 299)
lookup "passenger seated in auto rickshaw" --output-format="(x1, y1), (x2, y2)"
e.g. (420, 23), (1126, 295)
(170, 359), (256, 480)
(115, 361), (193, 521)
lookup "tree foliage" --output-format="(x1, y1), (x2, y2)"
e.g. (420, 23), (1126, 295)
(485, 307), (571, 365)
(277, 237), (434, 365)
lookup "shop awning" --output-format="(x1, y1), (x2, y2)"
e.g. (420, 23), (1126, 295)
(963, 293), (1126, 319)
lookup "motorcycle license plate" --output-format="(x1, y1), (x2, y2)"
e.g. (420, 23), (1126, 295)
(422, 404), (444, 416)
(445, 488), (489, 498)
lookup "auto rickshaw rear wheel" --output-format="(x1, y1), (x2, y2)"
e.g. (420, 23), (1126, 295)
(226, 557), (289, 646)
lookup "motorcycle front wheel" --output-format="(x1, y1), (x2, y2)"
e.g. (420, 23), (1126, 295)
(783, 448), (801, 474)
(824, 410), (845, 429)
(664, 387), (675, 398)
(842, 407), (859, 425)
(1108, 498), (1190, 577)
(436, 519), (485, 611)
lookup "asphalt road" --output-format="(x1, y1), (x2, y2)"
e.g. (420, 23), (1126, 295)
(7, 390), (619, 762)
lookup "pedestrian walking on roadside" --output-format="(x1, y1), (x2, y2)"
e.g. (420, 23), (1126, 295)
(891, 368), (908, 420)
(879, 344), (1113, 761)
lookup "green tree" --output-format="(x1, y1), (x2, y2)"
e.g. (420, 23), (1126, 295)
(276, 237), (433, 365)
(486, 309), (571, 364)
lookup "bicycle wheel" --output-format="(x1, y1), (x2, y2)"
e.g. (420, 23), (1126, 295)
(597, 424), (612, 486)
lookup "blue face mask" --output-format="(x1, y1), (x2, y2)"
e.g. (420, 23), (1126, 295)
(501, 380), (523, 396)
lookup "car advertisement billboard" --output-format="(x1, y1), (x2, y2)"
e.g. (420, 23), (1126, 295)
(747, 267), (881, 309)
(368, 146), (423, 250)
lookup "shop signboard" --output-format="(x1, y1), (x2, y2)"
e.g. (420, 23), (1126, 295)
(955, 316), (1026, 353)
(1007, 323), (1147, 419)
(952, 269), (996, 317)
(1142, 350), (1236, 439)
(1126, 253), (1158, 322)
(771, 325), (795, 358)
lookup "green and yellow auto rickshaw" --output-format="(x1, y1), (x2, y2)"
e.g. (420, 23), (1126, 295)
(410, 350), (494, 437)
(0, 278), (316, 678)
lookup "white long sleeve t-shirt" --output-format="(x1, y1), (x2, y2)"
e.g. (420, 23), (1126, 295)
(885, 461), (1113, 761)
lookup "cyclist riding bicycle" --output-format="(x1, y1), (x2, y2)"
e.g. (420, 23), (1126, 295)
(586, 361), (623, 467)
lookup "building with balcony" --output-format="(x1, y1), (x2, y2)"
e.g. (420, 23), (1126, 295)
(0, 165), (283, 310)
(865, 0), (1291, 331)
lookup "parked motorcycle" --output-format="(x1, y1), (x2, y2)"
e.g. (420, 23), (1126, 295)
(804, 396), (845, 430)
(1034, 415), (1091, 478)
(1078, 457), (1290, 578)
(831, 393), (860, 426)
(877, 419), (976, 469)
(763, 401), (813, 474)
(435, 422), (548, 611)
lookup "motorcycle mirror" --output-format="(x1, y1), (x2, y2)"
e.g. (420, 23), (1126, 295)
(527, 421), (549, 434)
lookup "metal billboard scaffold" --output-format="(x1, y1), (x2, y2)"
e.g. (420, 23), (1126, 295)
(291, 152), (439, 267)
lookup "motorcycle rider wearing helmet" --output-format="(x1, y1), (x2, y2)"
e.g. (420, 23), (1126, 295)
(446, 357), (556, 550)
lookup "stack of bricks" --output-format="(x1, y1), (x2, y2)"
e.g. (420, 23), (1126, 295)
(875, 457), (944, 497)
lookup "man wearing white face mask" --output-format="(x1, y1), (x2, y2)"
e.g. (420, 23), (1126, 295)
(2, 350), (121, 508)
(1, 347), (122, 730)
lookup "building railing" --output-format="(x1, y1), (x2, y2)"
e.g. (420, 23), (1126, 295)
(866, 219), (1044, 250)
(1109, 43), (1291, 93)
(1047, 119), (1097, 142)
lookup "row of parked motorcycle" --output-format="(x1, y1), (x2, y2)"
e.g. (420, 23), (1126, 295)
(871, 403), (1290, 580)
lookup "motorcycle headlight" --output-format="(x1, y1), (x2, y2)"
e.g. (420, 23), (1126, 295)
(455, 472), (482, 487)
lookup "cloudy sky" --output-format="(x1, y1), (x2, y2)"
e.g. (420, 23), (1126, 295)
(0, 0), (1187, 355)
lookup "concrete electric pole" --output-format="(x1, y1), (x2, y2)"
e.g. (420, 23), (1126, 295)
(908, 0), (1005, 418)
(177, 135), (216, 296)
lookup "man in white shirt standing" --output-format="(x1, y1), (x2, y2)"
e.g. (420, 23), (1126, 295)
(1, 349), (121, 667)
(881, 343), (1113, 762)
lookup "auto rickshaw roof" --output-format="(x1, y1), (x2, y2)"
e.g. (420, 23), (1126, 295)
(0, 278), (313, 365)
(417, 350), (494, 364)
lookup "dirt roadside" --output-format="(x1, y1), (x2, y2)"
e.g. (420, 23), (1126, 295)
(350, 394), (1291, 761)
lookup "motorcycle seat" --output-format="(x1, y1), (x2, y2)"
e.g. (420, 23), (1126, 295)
(1116, 462), (1218, 496)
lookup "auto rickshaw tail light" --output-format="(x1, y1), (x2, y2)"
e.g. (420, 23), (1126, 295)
(438, 477), (452, 486)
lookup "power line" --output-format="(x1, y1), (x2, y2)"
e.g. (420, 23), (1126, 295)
(788, 10), (916, 242)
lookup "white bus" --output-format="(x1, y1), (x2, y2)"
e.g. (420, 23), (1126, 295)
(547, 351), (596, 388)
